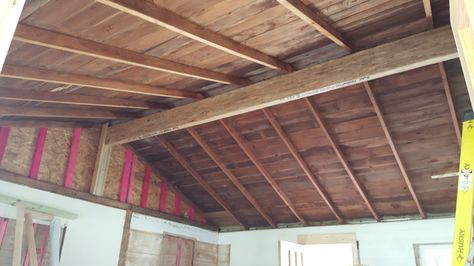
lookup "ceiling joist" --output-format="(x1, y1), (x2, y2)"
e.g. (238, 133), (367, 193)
(0, 64), (202, 99)
(276, 0), (353, 51)
(13, 24), (250, 86)
(187, 127), (277, 228)
(0, 105), (135, 119)
(105, 26), (457, 145)
(0, 87), (169, 110)
(95, 0), (293, 73)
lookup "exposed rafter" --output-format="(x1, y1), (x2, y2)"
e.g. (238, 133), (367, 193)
(105, 26), (457, 145)
(262, 109), (344, 223)
(157, 135), (247, 228)
(364, 82), (426, 218)
(0, 64), (203, 99)
(14, 24), (250, 86)
(304, 98), (380, 221)
(95, 0), (293, 73)
(0, 105), (136, 120)
(276, 0), (353, 51)
(187, 127), (276, 228)
(220, 119), (308, 225)
(0, 87), (170, 110)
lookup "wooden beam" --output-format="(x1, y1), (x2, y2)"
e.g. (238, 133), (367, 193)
(0, 87), (169, 110)
(304, 98), (380, 221)
(0, 169), (219, 231)
(157, 135), (247, 228)
(220, 119), (307, 225)
(14, 24), (249, 86)
(0, 64), (203, 99)
(24, 213), (38, 266)
(0, 120), (98, 128)
(106, 26), (458, 145)
(19, 0), (51, 20)
(451, 0), (474, 107)
(0, 105), (135, 120)
(364, 82), (426, 218)
(438, 63), (462, 145)
(422, 0), (461, 145)
(117, 210), (132, 266)
(276, 0), (353, 51)
(90, 123), (112, 196)
(0, 194), (77, 219)
(262, 109), (344, 223)
(13, 202), (25, 266)
(95, 0), (293, 73)
(187, 127), (276, 228)
(0, 0), (25, 71)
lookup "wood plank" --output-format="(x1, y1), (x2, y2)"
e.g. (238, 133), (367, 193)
(276, 0), (353, 51)
(0, 64), (203, 99)
(19, 0), (50, 20)
(13, 202), (25, 266)
(0, 105), (135, 119)
(364, 82), (426, 218)
(106, 26), (458, 145)
(187, 127), (276, 227)
(24, 213), (38, 266)
(422, 0), (434, 28)
(14, 24), (249, 86)
(0, 168), (218, 231)
(263, 108), (344, 223)
(0, 87), (169, 110)
(0, 120), (98, 128)
(451, 0), (474, 106)
(220, 119), (307, 225)
(304, 98), (380, 221)
(90, 123), (112, 196)
(118, 210), (132, 266)
(95, 0), (293, 73)
(0, 0), (25, 71)
(157, 135), (247, 228)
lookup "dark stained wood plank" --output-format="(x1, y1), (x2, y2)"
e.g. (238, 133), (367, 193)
(220, 119), (308, 225)
(14, 24), (250, 86)
(20, 0), (51, 20)
(262, 108), (344, 223)
(276, 0), (353, 51)
(157, 135), (247, 228)
(95, 0), (293, 73)
(304, 98), (380, 221)
(106, 26), (457, 145)
(0, 64), (203, 99)
(0, 105), (135, 119)
(0, 87), (169, 109)
(364, 82), (426, 218)
(187, 127), (276, 227)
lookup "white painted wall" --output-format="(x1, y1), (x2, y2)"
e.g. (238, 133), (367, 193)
(0, 180), (126, 266)
(218, 218), (455, 266)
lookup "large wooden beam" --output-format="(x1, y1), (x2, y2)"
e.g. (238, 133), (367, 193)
(262, 109), (344, 223)
(95, 0), (293, 73)
(90, 124), (112, 196)
(220, 119), (308, 225)
(187, 127), (276, 228)
(0, 87), (169, 110)
(0, 64), (203, 99)
(0, 0), (25, 71)
(451, 0), (474, 106)
(0, 105), (135, 119)
(157, 135), (247, 228)
(106, 26), (457, 145)
(364, 82), (425, 218)
(276, 0), (353, 51)
(14, 24), (249, 86)
(305, 98), (380, 221)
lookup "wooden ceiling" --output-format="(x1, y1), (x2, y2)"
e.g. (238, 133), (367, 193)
(0, 0), (471, 228)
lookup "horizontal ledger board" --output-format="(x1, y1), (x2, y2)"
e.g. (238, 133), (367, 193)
(106, 26), (458, 145)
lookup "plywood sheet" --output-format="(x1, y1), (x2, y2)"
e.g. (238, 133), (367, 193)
(1, 127), (36, 176)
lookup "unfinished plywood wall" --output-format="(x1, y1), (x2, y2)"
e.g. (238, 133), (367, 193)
(0, 126), (204, 222)
(125, 229), (230, 266)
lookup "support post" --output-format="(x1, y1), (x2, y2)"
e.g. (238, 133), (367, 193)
(90, 123), (112, 196)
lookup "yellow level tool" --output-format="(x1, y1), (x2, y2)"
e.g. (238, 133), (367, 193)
(453, 118), (474, 266)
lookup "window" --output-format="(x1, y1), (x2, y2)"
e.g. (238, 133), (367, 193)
(414, 243), (452, 266)
(279, 233), (360, 266)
